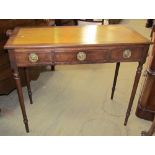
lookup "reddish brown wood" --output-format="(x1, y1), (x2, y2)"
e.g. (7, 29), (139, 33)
(24, 68), (33, 104)
(14, 49), (54, 67)
(111, 62), (120, 99)
(14, 71), (29, 132)
(124, 45), (150, 125)
(110, 47), (142, 61)
(124, 62), (144, 125)
(55, 49), (109, 64)
(0, 19), (48, 95)
(4, 26), (151, 132)
(9, 50), (29, 132)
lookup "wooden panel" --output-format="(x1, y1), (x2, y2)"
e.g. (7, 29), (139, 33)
(14, 49), (54, 67)
(5, 25), (151, 49)
(110, 47), (142, 62)
(55, 48), (109, 64)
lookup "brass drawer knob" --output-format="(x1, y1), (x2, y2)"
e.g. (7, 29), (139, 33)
(123, 49), (132, 58)
(77, 52), (86, 61)
(28, 53), (39, 63)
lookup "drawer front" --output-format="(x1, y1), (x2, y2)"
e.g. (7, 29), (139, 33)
(55, 49), (109, 64)
(110, 47), (142, 62)
(15, 49), (53, 66)
(13, 46), (144, 66)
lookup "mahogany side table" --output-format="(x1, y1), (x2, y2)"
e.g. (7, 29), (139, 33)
(4, 25), (151, 132)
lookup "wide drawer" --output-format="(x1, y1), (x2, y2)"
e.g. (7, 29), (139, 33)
(14, 49), (53, 66)
(55, 48), (109, 64)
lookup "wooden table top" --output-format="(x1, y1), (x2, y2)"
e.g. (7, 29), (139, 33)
(5, 25), (151, 49)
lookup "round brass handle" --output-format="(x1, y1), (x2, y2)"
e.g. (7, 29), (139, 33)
(28, 53), (39, 63)
(77, 52), (86, 61)
(123, 49), (132, 58)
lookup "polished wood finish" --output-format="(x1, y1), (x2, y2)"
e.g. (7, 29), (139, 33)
(5, 25), (150, 48)
(8, 51), (29, 132)
(5, 25), (151, 132)
(124, 62), (144, 125)
(14, 49), (54, 66)
(0, 19), (48, 95)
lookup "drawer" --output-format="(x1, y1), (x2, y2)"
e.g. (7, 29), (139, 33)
(55, 48), (109, 64)
(14, 49), (53, 67)
(110, 47), (142, 62)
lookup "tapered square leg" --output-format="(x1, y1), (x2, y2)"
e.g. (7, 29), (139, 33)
(24, 68), (33, 104)
(111, 62), (120, 100)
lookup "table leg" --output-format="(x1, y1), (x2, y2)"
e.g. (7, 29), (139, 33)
(141, 115), (155, 136)
(51, 65), (55, 71)
(124, 62), (143, 126)
(24, 68), (33, 104)
(111, 62), (120, 99)
(13, 70), (29, 132)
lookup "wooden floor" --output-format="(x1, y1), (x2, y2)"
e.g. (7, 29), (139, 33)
(0, 19), (153, 135)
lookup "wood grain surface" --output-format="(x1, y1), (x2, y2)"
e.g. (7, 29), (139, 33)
(5, 25), (151, 49)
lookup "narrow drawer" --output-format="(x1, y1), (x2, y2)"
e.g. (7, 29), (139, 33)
(55, 48), (109, 64)
(14, 49), (53, 67)
(110, 47), (143, 62)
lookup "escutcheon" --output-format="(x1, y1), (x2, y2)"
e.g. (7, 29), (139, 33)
(77, 52), (86, 61)
(123, 49), (132, 58)
(28, 53), (39, 63)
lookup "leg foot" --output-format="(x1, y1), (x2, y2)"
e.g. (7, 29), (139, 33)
(141, 131), (151, 136)
(51, 65), (55, 71)
(24, 119), (29, 133)
(124, 112), (129, 126)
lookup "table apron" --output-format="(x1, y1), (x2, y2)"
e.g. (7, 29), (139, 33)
(12, 46), (146, 67)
